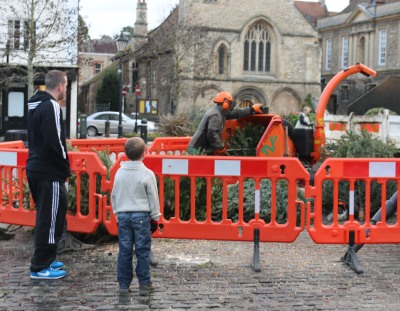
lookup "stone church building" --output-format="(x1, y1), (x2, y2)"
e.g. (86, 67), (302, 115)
(120, 0), (326, 117)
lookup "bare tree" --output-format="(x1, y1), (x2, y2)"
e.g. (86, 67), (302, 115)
(0, 0), (78, 97)
(134, 7), (213, 114)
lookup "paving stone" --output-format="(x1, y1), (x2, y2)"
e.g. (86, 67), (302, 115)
(2, 229), (400, 310)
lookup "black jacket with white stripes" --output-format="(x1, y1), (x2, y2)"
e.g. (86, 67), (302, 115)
(26, 91), (71, 182)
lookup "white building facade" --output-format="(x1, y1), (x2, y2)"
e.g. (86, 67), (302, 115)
(0, 0), (79, 138)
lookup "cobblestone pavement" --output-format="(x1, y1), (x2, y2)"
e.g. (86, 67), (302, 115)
(1, 228), (400, 310)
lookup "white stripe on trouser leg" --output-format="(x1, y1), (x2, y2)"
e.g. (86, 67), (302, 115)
(255, 189), (260, 215)
(49, 182), (60, 244)
(349, 190), (354, 216)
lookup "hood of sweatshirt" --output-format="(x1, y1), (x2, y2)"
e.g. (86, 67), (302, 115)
(28, 91), (55, 110)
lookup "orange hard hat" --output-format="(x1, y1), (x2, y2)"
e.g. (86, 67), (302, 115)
(214, 91), (232, 104)
(214, 91), (233, 110)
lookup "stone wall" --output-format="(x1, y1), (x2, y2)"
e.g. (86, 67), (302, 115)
(156, 0), (322, 115)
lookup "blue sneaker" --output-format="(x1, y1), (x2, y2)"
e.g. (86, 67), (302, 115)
(50, 261), (64, 270)
(30, 268), (67, 280)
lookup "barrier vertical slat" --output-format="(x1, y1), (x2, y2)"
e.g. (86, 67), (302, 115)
(159, 176), (165, 218)
(222, 179), (228, 222)
(174, 177), (180, 222)
(190, 176), (196, 223)
(332, 180), (339, 225)
(237, 178), (244, 226)
(270, 179), (277, 225)
(349, 184), (355, 222)
(365, 179), (372, 225)
(253, 179), (260, 222)
(206, 178), (212, 224)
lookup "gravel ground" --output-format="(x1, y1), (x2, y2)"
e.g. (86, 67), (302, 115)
(1, 227), (400, 310)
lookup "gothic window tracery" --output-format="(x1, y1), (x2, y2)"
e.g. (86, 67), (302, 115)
(243, 22), (272, 73)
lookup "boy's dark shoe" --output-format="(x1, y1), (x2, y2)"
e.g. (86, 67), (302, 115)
(119, 288), (130, 294)
(139, 282), (155, 296)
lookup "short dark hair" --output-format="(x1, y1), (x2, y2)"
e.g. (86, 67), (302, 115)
(124, 137), (146, 161)
(45, 70), (67, 90)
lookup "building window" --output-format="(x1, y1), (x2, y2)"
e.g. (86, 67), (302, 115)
(341, 35), (348, 68)
(94, 63), (102, 74)
(217, 45), (227, 75)
(341, 85), (349, 101)
(243, 22), (272, 73)
(325, 38), (332, 71)
(8, 19), (30, 50)
(378, 29), (386, 66)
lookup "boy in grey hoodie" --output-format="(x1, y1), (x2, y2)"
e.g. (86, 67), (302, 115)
(111, 137), (161, 295)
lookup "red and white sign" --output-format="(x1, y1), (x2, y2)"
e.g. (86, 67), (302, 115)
(122, 87), (127, 97)
(135, 85), (141, 96)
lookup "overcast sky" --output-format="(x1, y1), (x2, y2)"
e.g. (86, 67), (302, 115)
(80, 0), (350, 39)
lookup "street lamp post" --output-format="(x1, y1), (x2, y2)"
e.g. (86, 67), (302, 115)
(115, 32), (128, 138)
(134, 85), (141, 133)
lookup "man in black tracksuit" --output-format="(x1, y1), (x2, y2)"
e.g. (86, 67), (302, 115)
(27, 70), (71, 280)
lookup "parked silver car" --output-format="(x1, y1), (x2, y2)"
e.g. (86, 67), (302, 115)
(85, 111), (158, 137)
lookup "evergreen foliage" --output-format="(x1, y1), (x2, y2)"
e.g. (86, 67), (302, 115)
(225, 123), (266, 156)
(322, 130), (398, 218)
(325, 130), (397, 159)
(95, 67), (119, 111)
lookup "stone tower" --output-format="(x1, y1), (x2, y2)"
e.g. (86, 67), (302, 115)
(134, 0), (148, 38)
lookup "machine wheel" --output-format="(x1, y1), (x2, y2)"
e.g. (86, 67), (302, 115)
(87, 126), (98, 137)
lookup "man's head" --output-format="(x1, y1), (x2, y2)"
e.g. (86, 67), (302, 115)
(45, 70), (67, 101)
(303, 106), (311, 114)
(214, 91), (235, 111)
(124, 137), (146, 161)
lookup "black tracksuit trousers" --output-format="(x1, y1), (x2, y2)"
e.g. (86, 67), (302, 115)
(28, 178), (67, 272)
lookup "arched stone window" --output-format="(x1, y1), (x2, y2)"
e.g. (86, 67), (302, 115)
(216, 44), (228, 75)
(243, 22), (272, 73)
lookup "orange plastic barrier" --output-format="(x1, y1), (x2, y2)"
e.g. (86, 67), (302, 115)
(4, 138), (400, 250)
(0, 140), (25, 149)
(65, 151), (108, 233)
(308, 158), (400, 245)
(68, 138), (127, 153)
(102, 154), (308, 242)
(148, 137), (191, 155)
(0, 148), (107, 234)
(0, 148), (32, 226)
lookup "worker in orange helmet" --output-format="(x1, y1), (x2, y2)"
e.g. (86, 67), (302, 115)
(188, 91), (263, 155)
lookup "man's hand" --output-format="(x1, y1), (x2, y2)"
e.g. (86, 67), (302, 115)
(214, 146), (227, 155)
(251, 103), (263, 114)
(150, 219), (158, 234)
